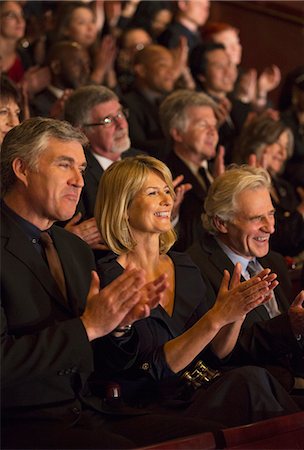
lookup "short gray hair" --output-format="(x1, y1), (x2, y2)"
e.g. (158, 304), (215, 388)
(1, 117), (87, 195)
(64, 85), (119, 127)
(203, 165), (271, 234)
(159, 89), (217, 138)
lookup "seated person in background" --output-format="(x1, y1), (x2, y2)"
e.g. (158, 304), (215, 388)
(53, 1), (116, 87)
(30, 40), (90, 119)
(201, 21), (281, 112)
(93, 154), (299, 428)
(2, 117), (199, 450)
(234, 115), (304, 258)
(188, 165), (304, 388)
(63, 84), (142, 256)
(280, 67), (304, 189)
(115, 27), (152, 94)
(189, 42), (250, 164)
(0, 75), (21, 145)
(158, 0), (209, 52)
(130, 1), (173, 40)
(160, 89), (223, 251)
(121, 44), (176, 160)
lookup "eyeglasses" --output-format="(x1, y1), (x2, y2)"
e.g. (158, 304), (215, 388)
(1, 11), (25, 21)
(83, 109), (129, 128)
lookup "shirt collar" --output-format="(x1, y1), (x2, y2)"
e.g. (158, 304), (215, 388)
(215, 237), (254, 276)
(91, 151), (120, 171)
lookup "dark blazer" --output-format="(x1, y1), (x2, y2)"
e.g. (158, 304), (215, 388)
(270, 176), (304, 256)
(187, 231), (303, 376)
(1, 208), (138, 422)
(165, 151), (208, 252)
(30, 88), (58, 118)
(121, 89), (169, 161)
(78, 147), (143, 220)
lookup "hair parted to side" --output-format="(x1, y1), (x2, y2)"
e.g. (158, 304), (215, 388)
(95, 155), (176, 255)
(234, 116), (293, 165)
(203, 165), (271, 234)
(0, 116), (88, 196)
(159, 89), (217, 138)
(64, 85), (119, 127)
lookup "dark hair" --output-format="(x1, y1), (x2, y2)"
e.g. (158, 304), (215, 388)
(0, 75), (21, 106)
(189, 42), (225, 86)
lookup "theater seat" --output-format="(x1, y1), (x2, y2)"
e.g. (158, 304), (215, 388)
(137, 431), (217, 450)
(222, 411), (304, 449)
(135, 412), (304, 450)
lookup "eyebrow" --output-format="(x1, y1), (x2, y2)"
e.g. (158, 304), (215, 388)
(54, 156), (87, 169)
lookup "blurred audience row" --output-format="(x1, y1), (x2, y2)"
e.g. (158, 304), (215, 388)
(1, 0), (303, 261)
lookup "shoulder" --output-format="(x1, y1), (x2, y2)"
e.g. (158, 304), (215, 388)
(96, 252), (122, 287)
(52, 225), (93, 255)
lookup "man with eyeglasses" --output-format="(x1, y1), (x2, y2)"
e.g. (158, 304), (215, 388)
(63, 85), (143, 257)
(160, 89), (223, 251)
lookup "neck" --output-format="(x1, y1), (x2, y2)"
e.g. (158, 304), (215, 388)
(0, 36), (17, 60)
(118, 234), (161, 278)
(178, 16), (198, 33)
(174, 144), (207, 167)
(206, 88), (227, 100)
(4, 191), (54, 231)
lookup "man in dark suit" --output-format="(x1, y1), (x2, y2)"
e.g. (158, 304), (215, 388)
(63, 85), (142, 254)
(121, 44), (176, 160)
(30, 41), (90, 118)
(187, 165), (304, 386)
(160, 89), (223, 251)
(1, 117), (214, 449)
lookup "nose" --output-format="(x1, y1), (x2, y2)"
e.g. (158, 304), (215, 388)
(262, 215), (275, 234)
(7, 111), (19, 127)
(70, 168), (84, 188)
(160, 192), (173, 206)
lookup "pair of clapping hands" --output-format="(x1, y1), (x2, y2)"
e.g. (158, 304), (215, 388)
(80, 261), (304, 342)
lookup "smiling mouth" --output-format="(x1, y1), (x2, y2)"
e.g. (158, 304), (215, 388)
(254, 236), (269, 242)
(154, 212), (170, 218)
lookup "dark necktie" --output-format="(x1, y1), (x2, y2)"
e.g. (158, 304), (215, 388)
(247, 260), (280, 318)
(40, 231), (68, 301)
(198, 167), (211, 191)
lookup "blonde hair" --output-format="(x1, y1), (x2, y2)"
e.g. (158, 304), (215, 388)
(203, 165), (271, 234)
(95, 155), (176, 255)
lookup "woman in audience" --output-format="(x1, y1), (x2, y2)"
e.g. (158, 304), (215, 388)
(0, 75), (21, 145)
(54, 1), (116, 86)
(92, 155), (299, 427)
(235, 115), (304, 257)
(0, 1), (28, 83)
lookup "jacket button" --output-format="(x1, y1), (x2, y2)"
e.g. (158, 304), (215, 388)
(141, 362), (150, 370)
(71, 407), (80, 415)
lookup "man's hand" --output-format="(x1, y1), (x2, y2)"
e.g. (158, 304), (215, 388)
(81, 269), (168, 341)
(64, 213), (108, 250)
(212, 264), (278, 325)
(171, 175), (192, 220)
(288, 290), (304, 337)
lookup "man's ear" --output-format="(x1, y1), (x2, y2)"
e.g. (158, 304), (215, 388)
(170, 127), (183, 143)
(12, 158), (30, 187)
(213, 215), (229, 234)
(50, 59), (61, 75)
(197, 73), (206, 85)
(133, 63), (146, 78)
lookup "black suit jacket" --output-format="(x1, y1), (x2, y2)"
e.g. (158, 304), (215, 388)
(1, 208), (139, 422)
(166, 151), (208, 252)
(121, 89), (169, 161)
(187, 232), (303, 376)
(30, 88), (58, 118)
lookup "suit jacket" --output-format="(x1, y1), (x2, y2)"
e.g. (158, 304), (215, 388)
(187, 231), (303, 376)
(165, 151), (208, 252)
(30, 88), (58, 118)
(1, 207), (139, 423)
(121, 89), (169, 161)
(77, 147), (142, 220)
